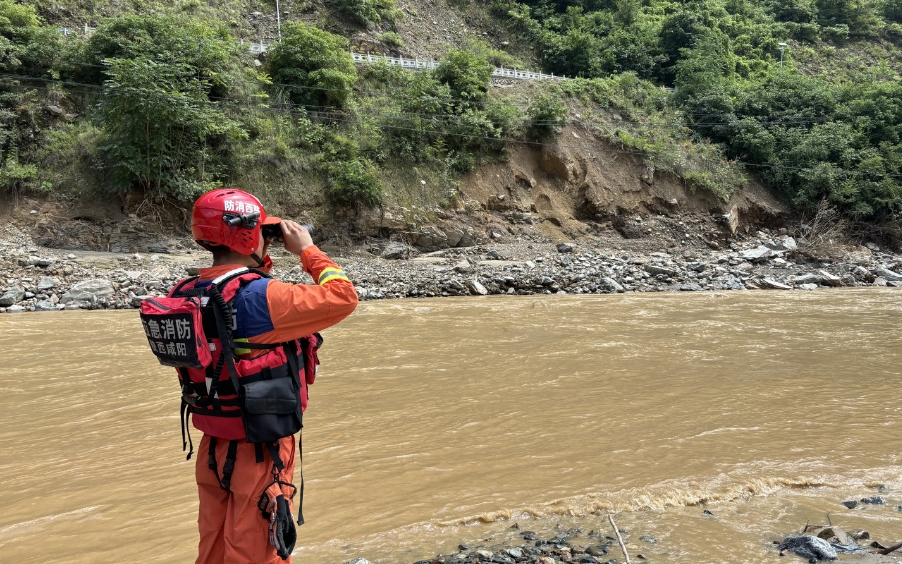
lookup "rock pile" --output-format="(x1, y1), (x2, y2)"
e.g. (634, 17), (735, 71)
(397, 528), (630, 564)
(2, 223), (902, 313)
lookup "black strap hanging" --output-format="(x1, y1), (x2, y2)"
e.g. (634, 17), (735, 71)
(221, 440), (239, 492)
(208, 285), (242, 406)
(265, 442), (285, 473)
(208, 437), (240, 492)
(208, 437), (222, 488)
(180, 400), (194, 460)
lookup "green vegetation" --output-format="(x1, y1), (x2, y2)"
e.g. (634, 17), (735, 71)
(337, 0), (399, 26)
(267, 22), (358, 109)
(3, 0), (902, 231)
(495, 0), (902, 220)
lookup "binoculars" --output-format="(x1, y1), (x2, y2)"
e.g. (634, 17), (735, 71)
(224, 211), (313, 240)
(262, 223), (314, 240)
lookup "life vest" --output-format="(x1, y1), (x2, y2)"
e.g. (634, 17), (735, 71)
(139, 267), (322, 453)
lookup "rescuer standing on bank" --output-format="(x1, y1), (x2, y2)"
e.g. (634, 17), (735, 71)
(138, 189), (357, 563)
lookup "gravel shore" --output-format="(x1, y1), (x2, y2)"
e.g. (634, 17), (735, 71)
(2, 220), (901, 313)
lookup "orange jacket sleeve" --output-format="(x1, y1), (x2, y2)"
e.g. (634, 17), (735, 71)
(261, 245), (358, 343)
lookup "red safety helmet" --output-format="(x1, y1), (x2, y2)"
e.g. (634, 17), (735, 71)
(191, 189), (281, 256)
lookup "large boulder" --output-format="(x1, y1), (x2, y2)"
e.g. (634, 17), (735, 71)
(792, 273), (825, 286)
(412, 226), (448, 248)
(445, 226), (476, 248)
(36, 277), (56, 292)
(778, 535), (837, 561)
(644, 264), (676, 277)
(61, 279), (114, 305)
(598, 277), (624, 293)
(380, 242), (413, 260)
(872, 266), (902, 282)
(761, 278), (792, 290)
(35, 299), (60, 311)
(739, 245), (778, 262)
(0, 286), (25, 306)
(466, 279), (488, 296)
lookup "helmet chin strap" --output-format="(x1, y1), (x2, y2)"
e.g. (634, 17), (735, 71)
(250, 253), (265, 268)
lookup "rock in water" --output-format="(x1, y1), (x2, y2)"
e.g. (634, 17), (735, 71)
(872, 266), (902, 281)
(598, 277), (624, 293)
(34, 299), (58, 311)
(778, 535), (837, 561)
(817, 527), (853, 545)
(818, 270), (843, 287)
(793, 273), (825, 286)
(0, 286), (25, 306)
(344, 559), (371, 564)
(61, 279), (114, 305)
(842, 500), (859, 509)
(760, 278), (792, 290)
(466, 279), (488, 296)
(860, 496), (886, 505)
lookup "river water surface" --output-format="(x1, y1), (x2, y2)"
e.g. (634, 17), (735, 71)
(2, 290), (901, 563)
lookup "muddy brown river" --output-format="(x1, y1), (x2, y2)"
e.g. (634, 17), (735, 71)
(2, 290), (901, 563)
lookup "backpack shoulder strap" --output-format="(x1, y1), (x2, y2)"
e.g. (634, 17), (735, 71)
(215, 268), (271, 303)
(168, 276), (200, 298)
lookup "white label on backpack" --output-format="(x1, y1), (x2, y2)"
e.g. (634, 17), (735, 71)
(201, 297), (209, 306)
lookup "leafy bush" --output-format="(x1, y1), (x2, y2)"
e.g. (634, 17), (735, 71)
(327, 158), (382, 208)
(337, 0), (398, 26)
(463, 38), (525, 69)
(526, 91), (567, 139)
(434, 49), (494, 106)
(78, 15), (239, 95)
(267, 22), (357, 108)
(886, 0), (902, 23)
(379, 31), (405, 48)
(97, 57), (245, 200)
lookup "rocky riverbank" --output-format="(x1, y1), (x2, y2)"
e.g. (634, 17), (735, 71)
(341, 492), (901, 564)
(2, 219), (902, 313)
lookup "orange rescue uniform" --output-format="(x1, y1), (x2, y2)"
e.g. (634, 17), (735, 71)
(192, 245), (357, 564)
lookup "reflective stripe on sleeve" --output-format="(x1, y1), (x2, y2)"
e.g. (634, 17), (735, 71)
(233, 338), (251, 356)
(317, 267), (349, 285)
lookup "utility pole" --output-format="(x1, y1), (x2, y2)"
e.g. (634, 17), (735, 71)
(275, 0), (282, 39)
(778, 42), (787, 67)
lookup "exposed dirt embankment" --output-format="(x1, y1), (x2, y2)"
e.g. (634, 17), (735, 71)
(2, 123), (788, 256)
(459, 124), (787, 245)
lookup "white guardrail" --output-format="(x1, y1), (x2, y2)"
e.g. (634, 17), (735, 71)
(61, 28), (566, 82)
(351, 52), (566, 81)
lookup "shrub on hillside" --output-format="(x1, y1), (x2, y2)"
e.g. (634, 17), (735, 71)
(267, 22), (357, 108)
(79, 14), (239, 95)
(97, 57), (245, 200)
(327, 158), (382, 208)
(434, 49), (494, 107)
(526, 91), (567, 139)
(338, 0), (398, 26)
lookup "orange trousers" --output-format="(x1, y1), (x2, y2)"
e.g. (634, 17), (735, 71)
(195, 434), (297, 564)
